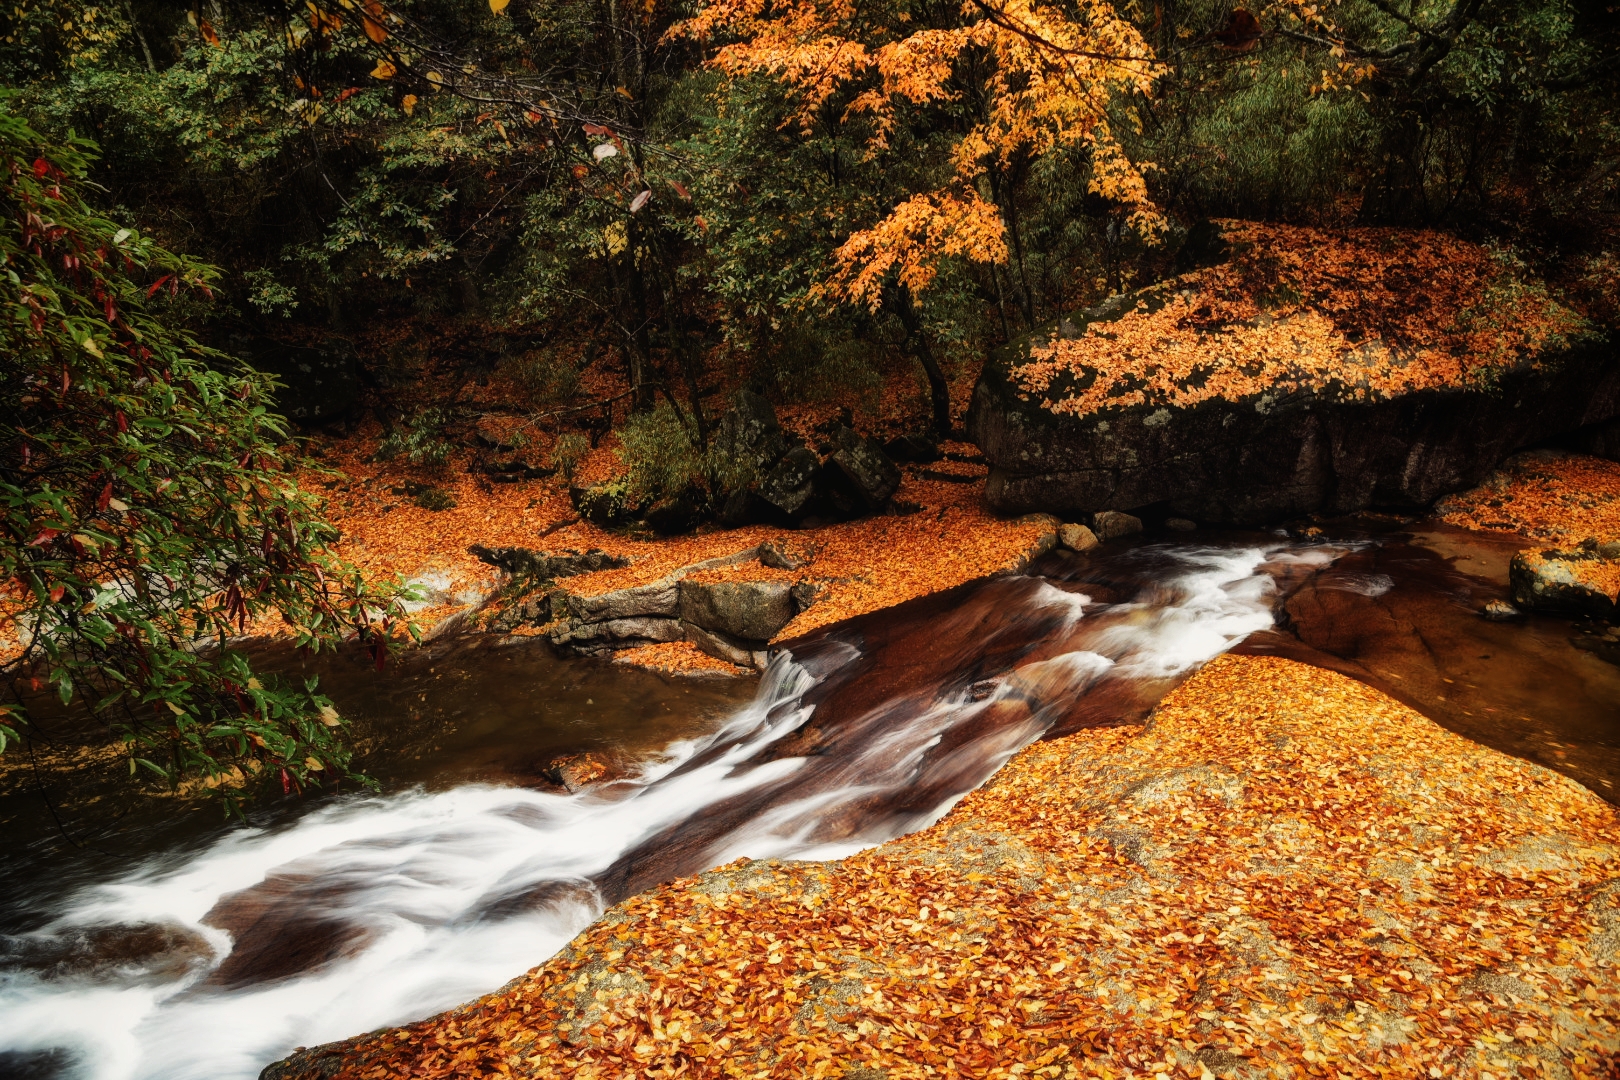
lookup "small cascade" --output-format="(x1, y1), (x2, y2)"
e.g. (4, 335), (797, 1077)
(0, 542), (1340, 1080)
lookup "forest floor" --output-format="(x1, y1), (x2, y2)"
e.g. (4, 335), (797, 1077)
(295, 365), (1052, 674)
(265, 652), (1620, 1080)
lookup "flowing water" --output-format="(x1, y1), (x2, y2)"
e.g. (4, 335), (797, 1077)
(0, 530), (1615, 1080)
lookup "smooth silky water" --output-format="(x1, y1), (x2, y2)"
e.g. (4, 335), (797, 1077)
(0, 531), (1614, 1080)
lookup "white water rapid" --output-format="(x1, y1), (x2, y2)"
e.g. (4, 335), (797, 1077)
(0, 542), (1340, 1080)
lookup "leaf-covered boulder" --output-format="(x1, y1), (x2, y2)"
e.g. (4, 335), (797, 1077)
(969, 221), (1618, 525)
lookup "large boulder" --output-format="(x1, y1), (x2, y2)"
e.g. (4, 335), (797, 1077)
(754, 445), (820, 519)
(968, 221), (1618, 525)
(824, 426), (901, 512)
(1510, 548), (1619, 618)
(679, 579), (796, 642)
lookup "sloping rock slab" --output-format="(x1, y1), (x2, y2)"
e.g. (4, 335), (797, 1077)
(260, 654), (1620, 1079)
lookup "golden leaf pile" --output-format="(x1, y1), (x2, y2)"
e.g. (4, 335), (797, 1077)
(1438, 451), (1620, 602)
(1013, 221), (1589, 417)
(264, 654), (1620, 1079)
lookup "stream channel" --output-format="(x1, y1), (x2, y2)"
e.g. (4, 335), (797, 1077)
(0, 524), (1616, 1080)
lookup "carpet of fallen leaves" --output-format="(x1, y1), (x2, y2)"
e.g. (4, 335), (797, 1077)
(613, 641), (750, 677)
(264, 654), (1620, 1080)
(1438, 452), (1620, 547)
(294, 427), (1049, 653)
(1437, 451), (1620, 603)
(1013, 221), (1589, 417)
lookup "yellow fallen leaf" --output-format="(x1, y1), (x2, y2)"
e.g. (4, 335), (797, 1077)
(371, 59), (396, 79)
(401, 94), (417, 115)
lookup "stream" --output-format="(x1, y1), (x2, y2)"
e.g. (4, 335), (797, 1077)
(1, 526), (1616, 1080)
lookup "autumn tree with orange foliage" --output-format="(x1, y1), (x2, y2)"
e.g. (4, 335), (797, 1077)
(676, 0), (1165, 431)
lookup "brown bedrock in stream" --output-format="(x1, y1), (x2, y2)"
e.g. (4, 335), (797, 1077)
(1239, 525), (1620, 804)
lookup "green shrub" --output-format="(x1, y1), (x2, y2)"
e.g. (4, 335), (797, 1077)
(618, 402), (703, 506)
(0, 106), (410, 812)
(548, 433), (591, 484)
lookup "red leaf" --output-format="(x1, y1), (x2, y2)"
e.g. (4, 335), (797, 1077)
(280, 767), (292, 795)
(582, 123), (615, 137)
(669, 180), (691, 200)
(28, 528), (60, 547)
(98, 482), (112, 512)
(61, 367), (70, 394)
(32, 157), (47, 179)
(116, 410), (129, 433)
(49, 585), (65, 603)
(335, 87), (361, 103)
(147, 274), (172, 298)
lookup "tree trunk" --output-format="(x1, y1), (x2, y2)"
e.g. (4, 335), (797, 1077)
(894, 289), (951, 437)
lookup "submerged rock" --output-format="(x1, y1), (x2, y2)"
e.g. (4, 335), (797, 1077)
(1091, 509), (1143, 541)
(1057, 522), (1099, 552)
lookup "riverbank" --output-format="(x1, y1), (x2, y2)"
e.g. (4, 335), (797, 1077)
(289, 428), (1056, 672)
(264, 652), (1620, 1079)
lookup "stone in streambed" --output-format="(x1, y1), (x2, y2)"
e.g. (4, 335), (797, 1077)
(1480, 599), (1523, 621)
(684, 624), (768, 670)
(680, 579), (796, 642)
(540, 751), (624, 793)
(1166, 517), (1197, 532)
(548, 616), (684, 652)
(759, 539), (812, 570)
(1058, 523), (1099, 552)
(552, 579), (680, 622)
(1091, 510), (1143, 541)
(1510, 549), (1618, 619)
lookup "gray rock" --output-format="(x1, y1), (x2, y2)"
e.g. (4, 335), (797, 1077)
(1599, 540), (1620, 560)
(1092, 510), (1144, 541)
(548, 616), (684, 649)
(757, 446), (821, 518)
(1058, 523), (1099, 552)
(1480, 599), (1522, 621)
(553, 579), (680, 622)
(684, 624), (768, 670)
(1166, 517), (1197, 532)
(680, 579), (796, 641)
(826, 426), (901, 510)
(710, 392), (789, 488)
(759, 540), (810, 570)
(790, 580), (824, 613)
(469, 546), (630, 581)
(1509, 550), (1618, 618)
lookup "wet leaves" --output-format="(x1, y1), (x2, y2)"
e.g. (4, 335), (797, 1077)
(265, 655), (1620, 1079)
